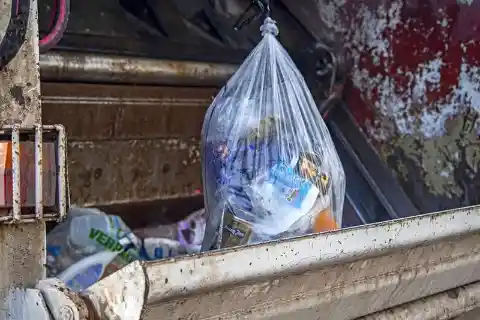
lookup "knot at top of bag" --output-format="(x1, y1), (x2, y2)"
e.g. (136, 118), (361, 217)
(260, 17), (279, 37)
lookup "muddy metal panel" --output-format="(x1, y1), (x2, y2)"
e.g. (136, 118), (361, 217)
(455, 308), (480, 320)
(289, 0), (480, 213)
(66, 139), (203, 206)
(0, 0), (46, 317)
(361, 281), (480, 320)
(85, 206), (480, 319)
(41, 82), (217, 207)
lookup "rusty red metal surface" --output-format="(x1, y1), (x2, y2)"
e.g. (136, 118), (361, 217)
(339, 0), (480, 127)
(316, 0), (480, 212)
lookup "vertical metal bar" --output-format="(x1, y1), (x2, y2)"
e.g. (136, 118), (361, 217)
(360, 281), (480, 320)
(57, 125), (67, 220)
(11, 126), (21, 221)
(0, 0), (46, 317)
(35, 125), (43, 219)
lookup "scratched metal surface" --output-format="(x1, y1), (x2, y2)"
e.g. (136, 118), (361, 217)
(296, 0), (480, 213)
(86, 261), (146, 319)
(455, 308), (480, 320)
(0, 0), (46, 317)
(41, 83), (217, 208)
(361, 281), (480, 319)
(0, 0), (41, 127)
(136, 206), (480, 319)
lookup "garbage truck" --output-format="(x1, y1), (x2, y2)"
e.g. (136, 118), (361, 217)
(1, 0), (480, 319)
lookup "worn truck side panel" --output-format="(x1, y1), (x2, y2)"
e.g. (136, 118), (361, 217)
(0, 0), (46, 317)
(82, 206), (480, 319)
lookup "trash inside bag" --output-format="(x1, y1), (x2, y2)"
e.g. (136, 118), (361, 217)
(201, 17), (346, 251)
(47, 207), (207, 292)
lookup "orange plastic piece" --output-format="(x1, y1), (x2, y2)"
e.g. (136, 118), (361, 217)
(0, 141), (56, 208)
(313, 207), (338, 233)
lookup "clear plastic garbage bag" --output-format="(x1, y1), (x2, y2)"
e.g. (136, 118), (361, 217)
(201, 17), (346, 251)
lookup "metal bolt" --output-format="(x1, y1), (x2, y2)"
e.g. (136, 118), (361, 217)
(59, 305), (75, 320)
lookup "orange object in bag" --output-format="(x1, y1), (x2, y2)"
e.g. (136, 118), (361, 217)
(0, 141), (57, 208)
(313, 207), (338, 233)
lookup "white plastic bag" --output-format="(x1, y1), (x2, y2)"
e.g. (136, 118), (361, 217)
(201, 17), (346, 250)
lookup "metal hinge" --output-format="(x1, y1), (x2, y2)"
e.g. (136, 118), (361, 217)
(0, 125), (68, 223)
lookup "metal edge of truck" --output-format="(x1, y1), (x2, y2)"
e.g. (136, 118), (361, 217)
(85, 205), (480, 319)
(361, 281), (480, 319)
(0, 0), (47, 317)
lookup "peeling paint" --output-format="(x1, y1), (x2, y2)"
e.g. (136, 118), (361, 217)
(317, 0), (480, 210)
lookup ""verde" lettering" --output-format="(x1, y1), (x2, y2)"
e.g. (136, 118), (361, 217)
(88, 228), (135, 263)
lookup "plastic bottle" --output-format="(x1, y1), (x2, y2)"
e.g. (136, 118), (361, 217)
(58, 237), (134, 292)
(69, 213), (125, 253)
(142, 238), (201, 260)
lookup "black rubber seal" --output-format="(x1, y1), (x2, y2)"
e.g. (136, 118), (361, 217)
(0, 0), (30, 70)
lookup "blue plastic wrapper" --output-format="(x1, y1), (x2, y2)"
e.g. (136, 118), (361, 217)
(201, 18), (346, 250)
